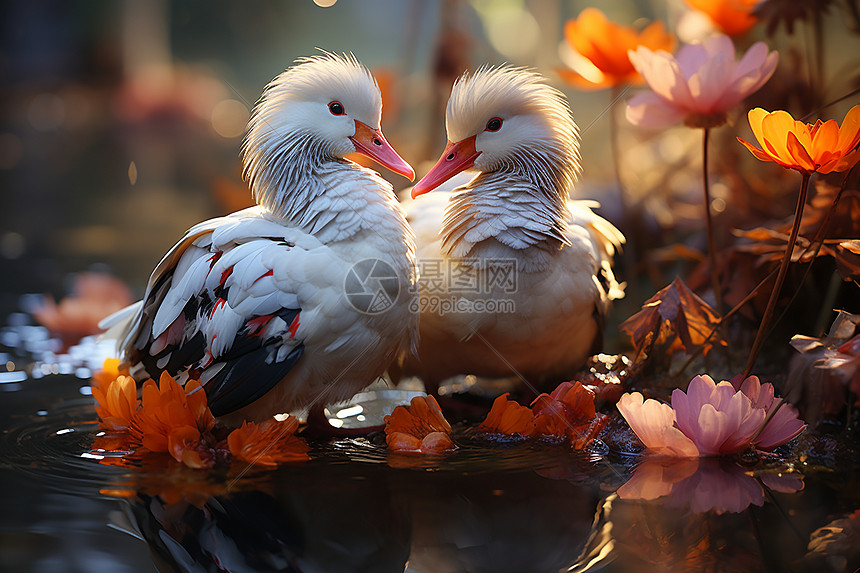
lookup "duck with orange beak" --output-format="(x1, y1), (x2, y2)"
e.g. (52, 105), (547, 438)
(106, 53), (417, 430)
(401, 65), (624, 397)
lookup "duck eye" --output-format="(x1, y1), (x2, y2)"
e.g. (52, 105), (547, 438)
(328, 101), (345, 116)
(485, 117), (502, 132)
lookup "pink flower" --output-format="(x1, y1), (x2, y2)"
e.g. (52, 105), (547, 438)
(733, 375), (807, 450)
(616, 392), (699, 457)
(618, 374), (806, 457)
(672, 374), (765, 455)
(626, 34), (778, 128)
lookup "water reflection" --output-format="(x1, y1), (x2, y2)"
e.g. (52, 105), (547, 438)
(113, 464), (411, 573)
(105, 462), (599, 573)
(617, 457), (804, 514)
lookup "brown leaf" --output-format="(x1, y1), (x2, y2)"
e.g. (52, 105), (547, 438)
(620, 277), (725, 356)
(800, 181), (860, 239)
(835, 241), (860, 281)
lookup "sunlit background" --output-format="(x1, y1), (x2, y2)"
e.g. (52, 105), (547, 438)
(1, 0), (856, 327)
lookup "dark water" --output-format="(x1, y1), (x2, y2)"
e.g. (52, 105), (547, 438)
(1, 321), (859, 573)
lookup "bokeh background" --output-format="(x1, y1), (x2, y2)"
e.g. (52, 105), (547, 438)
(1, 0), (858, 338)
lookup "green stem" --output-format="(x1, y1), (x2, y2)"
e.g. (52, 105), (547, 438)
(743, 172), (811, 378)
(702, 128), (723, 314)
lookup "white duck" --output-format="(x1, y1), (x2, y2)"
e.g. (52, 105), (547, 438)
(111, 53), (418, 427)
(399, 65), (624, 395)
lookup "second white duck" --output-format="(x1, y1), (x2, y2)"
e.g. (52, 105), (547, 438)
(400, 65), (624, 395)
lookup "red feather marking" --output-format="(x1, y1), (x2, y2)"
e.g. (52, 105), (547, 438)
(207, 251), (223, 267)
(252, 269), (274, 286)
(210, 298), (227, 319)
(245, 314), (274, 337)
(220, 266), (234, 286)
(288, 313), (301, 339)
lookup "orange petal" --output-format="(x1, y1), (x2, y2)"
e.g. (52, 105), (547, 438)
(811, 119), (840, 163)
(556, 68), (623, 91)
(168, 425), (200, 462)
(761, 110), (802, 168)
(786, 130), (815, 172)
(830, 146), (860, 173)
(738, 136), (778, 163)
(836, 104), (860, 154)
(639, 20), (676, 52)
(479, 393), (534, 435)
(747, 108), (770, 148)
(386, 431), (424, 452)
(227, 417), (308, 466)
(420, 432), (455, 453)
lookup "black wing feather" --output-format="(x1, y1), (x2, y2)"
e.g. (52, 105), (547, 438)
(206, 344), (304, 417)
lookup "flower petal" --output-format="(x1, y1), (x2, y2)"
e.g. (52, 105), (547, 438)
(629, 46), (695, 109)
(810, 118), (839, 162)
(617, 392), (698, 457)
(687, 47), (734, 112)
(786, 130), (816, 172)
(724, 46), (778, 109)
(835, 104), (860, 154)
(830, 146), (860, 173)
(738, 136), (779, 164)
(761, 110), (804, 168)
(755, 401), (806, 450)
(747, 108), (770, 148)
(626, 91), (686, 127)
(479, 393), (534, 435)
(692, 403), (729, 456)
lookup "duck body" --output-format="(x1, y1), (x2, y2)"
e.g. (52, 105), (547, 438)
(401, 175), (622, 388)
(112, 54), (418, 423)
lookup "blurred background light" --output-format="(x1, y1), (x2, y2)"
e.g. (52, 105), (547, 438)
(211, 99), (250, 139)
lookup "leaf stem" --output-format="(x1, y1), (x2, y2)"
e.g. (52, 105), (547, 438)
(743, 172), (811, 377)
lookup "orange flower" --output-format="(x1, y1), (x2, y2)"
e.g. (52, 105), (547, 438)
(683, 0), (758, 36)
(478, 393), (534, 437)
(738, 105), (860, 174)
(227, 417), (310, 467)
(92, 358), (129, 389)
(384, 395), (455, 453)
(129, 372), (216, 464)
(531, 382), (608, 448)
(559, 8), (675, 90)
(92, 369), (138, 431)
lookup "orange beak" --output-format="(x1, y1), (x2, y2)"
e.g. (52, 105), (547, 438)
(411, 135), (480, 199)
(349, 120), (415, 181)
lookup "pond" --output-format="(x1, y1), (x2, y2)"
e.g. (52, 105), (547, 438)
(1, 319), (858, 573)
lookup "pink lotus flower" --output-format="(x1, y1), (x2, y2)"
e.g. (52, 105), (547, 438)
(626, 34), (778, 128)
(618, 374), (806, 457)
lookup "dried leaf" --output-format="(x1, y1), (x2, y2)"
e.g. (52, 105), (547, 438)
(619, 277), (725, 356)
(787, 311), (860, 419)
(800, 182), (860, 239)
(836, 241), (860, 280)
